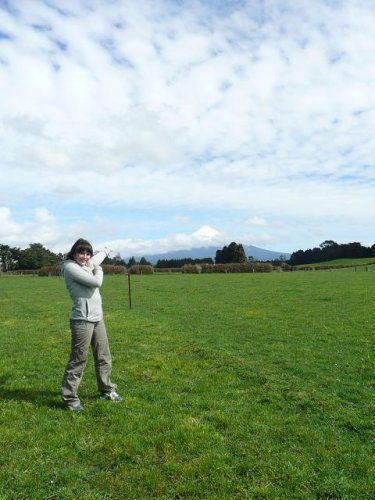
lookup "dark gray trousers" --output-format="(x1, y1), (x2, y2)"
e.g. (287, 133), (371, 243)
(61, 319), (116, 407)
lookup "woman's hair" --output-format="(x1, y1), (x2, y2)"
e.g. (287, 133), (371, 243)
(66, 238), (93, 261)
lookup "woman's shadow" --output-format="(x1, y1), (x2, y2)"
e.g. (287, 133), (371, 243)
(0, 375), (65, 410)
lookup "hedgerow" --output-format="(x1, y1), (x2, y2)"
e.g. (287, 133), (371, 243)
(184, 263), (273, 273)
(128, 264), (154, 274)
(38, 266), (61, 276)
(181, 264), (202, 273)
(38, 264), (127, 276)
(102, 265), (127, 274)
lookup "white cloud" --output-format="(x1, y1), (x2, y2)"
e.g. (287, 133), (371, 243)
(106, 225), (223, 258)
(0, 0), (374, 253)
(173, 215), (191, 225)
(0, 207), (21, 239)
(0, 207), (58, 246)
(245, 217), (267, 226)
(191, 225), (220, 242)
(0, 206), (217, 255)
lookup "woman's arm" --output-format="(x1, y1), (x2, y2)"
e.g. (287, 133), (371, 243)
(64, 261), (103, 287)
(90, 248), (111, 266)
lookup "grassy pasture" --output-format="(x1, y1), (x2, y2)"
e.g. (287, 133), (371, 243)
(294, 257), (375, 268)
(0, 270), (374, 499)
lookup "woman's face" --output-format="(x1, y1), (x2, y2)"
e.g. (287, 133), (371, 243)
(74, 250), (91, 267)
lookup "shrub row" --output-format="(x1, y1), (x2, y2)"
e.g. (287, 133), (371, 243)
(102, 265), (127, 274)
(276, 263), (292, 271)
(38, 262), (274, 276)
(182, 263), (273, 273)
(295, 263), (375, 271)
(154, 267), (183, 273)
(3, 270), (39, 276)
(38, 264), (127, 276)
(38, 266), (61, 276)
(128, 265), (154, 275)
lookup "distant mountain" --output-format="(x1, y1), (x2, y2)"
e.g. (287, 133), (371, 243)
(244, 245), (291, 261)
(143, 245), (291, 264)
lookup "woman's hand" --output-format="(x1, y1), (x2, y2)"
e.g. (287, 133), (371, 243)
(104, 246), (112, 257)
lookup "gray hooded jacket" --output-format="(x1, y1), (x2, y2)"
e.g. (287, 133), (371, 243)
(61, 250), (107, 322)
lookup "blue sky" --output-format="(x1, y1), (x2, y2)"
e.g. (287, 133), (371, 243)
(0, 0), (374, 258)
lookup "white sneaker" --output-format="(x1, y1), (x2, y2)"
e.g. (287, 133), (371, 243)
(67, 403), (84, 411)
(99, 391), (124, 402)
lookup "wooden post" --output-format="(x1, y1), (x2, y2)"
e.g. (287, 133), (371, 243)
(127, 272), (132, 309)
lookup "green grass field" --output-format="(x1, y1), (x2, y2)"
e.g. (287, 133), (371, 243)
(294, 257), (375, 268)
(0, 271), (374, 499)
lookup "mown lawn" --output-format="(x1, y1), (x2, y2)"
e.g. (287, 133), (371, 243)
(0, 270), (374, 498)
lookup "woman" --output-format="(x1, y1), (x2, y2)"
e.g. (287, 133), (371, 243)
(61, 238), (123, 411)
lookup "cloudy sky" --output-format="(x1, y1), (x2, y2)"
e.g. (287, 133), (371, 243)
(0, 0), (374, 258)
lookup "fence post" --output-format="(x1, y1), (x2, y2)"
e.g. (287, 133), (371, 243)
(127, 272), (132, 309)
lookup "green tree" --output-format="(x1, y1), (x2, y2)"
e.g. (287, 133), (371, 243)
(104, 253), (126, 266)
(0, 244), (21, 271)
(231, 242), (247, 263)
(139, 257), (151, 265)
(127, 256), (137, 267)
(215, 245), (229, 264)
(289, 240), (372, 266)
(319, 240), (337, 249)
(215, 242), (247, 264)
(18, 243), (60, 270)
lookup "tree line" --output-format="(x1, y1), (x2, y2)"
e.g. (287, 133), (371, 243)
(0, 243), (62, 271)
(156, 243), (248, 268)
(0, 243), (152, 271)
(3, 239), (372, 272)
(289, 240), (375, 266)
(0, 241), (250, 272)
